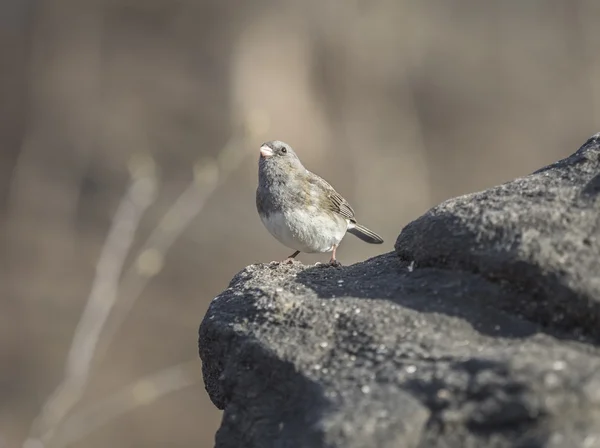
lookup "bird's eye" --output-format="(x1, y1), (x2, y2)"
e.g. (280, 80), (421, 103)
(281, 147), (287, 153)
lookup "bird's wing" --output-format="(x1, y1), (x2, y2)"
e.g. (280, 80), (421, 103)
(307, 171), (356, 220)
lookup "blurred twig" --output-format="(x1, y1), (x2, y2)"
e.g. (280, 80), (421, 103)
(95, 125), (255, 362)
(52, 360), (199, 448)
(24, 156), (158, 447)
(24, 115), (265, 448)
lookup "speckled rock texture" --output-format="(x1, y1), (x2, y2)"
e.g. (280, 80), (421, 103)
(199, 134), (600, 448)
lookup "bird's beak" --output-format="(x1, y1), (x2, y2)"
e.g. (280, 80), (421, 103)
(260, 145), (274, 158)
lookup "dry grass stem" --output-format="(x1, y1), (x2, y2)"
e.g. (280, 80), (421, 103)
(24, 157), (158, 447)
(24, 121), (261, 448)
(95, 128), (254, 361)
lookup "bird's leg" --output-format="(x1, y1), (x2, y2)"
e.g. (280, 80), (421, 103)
(283, 250), (300, 264)
(329, 245), (342, 267)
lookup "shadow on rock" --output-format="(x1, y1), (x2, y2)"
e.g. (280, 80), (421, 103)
(295, 253), (540, 340)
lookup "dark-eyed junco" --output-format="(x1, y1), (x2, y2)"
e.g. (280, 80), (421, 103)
(256, 140), (383, 265)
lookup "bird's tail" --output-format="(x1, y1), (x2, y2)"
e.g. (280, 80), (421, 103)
(347, 223), (384, 244)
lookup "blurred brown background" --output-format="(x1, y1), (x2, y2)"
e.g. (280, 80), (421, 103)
(1, 0), (599, 447)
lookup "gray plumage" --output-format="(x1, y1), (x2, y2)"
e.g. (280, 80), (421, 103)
(256, 140), (383, 263)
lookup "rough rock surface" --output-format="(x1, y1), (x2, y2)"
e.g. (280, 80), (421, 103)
(396, 133), (600, 340)
(199, 134), (600, 448)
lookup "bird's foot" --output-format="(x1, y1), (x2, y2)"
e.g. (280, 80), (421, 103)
(329, 259), (342, 268)
(327, 245), (341, 267)
(316, 259), (342, 268)
(281, 250), (301, 264)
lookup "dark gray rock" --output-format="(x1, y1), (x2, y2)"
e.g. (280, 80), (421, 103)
(396, 132), (600, 340)
(199, 134), (600, 448)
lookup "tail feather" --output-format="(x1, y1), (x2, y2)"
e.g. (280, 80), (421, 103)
(347, 223), (384, 244)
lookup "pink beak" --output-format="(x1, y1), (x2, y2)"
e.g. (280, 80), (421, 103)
(260, 145), (274, 158)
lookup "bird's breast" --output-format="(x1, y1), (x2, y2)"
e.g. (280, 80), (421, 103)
(259, 207), (348, 253)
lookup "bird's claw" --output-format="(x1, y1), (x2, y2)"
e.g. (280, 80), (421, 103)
(316, 259), (342, 268)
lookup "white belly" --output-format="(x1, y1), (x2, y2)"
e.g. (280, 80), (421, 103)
(260, 208), (348, 253)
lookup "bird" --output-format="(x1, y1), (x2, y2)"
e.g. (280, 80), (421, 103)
(256, 140), (383, 265)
